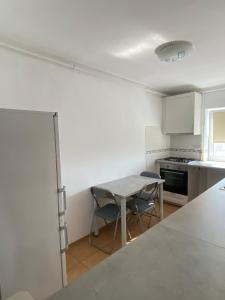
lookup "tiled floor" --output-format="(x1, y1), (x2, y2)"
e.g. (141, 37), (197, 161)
(66, 203), (180, 283)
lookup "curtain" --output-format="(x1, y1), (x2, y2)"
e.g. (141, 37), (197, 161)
(213, 111), (225, 143)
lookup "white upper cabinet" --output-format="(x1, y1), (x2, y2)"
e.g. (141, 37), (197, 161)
(162, 92), (202, 135)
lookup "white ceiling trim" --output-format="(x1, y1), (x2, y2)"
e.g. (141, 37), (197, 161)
(0, 39), (75, 69)
(0, 39), (165, 97)
(200, 85), (225, 94)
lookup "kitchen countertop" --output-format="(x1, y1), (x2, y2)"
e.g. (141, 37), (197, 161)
(188, 160), (225, 170)
(157, 158), (225, 170)
(48, 179), (225, 300)
(162, 179), (225, 248)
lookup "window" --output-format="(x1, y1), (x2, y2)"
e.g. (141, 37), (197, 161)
(207, 109), (225, 161)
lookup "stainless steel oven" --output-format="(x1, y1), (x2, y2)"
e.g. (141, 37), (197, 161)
(160, 167), (188, 196)
(157, 157), (197, 206)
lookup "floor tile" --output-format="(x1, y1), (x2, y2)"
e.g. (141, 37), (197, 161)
(66, 202), (180, 283)
(67, 260), (88, 283)
(81, 251), (108, 269)
(66, 253), (76, 271)
(68, 238), (99, 261)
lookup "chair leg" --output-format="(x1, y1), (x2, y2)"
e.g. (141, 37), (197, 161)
(88, 216), (94, 245)
(127, 228), (132, 240)
(137, 213), (146, 232)
(89, 214), (96, 245)
(147, 214), (152, 228)
(125, 214), (132, 240)
(153, 205), (159, 218)
(90, 215), (121, 255)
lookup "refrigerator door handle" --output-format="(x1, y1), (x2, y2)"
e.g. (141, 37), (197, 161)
(58, 185), (66, 215)
(63, 187), (66, 211)
(60, 222), (69, 253)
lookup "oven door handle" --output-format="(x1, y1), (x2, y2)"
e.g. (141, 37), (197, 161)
(162, 170), (185, 175)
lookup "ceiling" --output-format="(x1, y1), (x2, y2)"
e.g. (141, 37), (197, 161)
(0, 0), (225, 94)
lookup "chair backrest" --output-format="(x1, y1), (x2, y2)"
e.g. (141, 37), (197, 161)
(140, 171), (161, 179)
(140, 171), (160, 199)
(90, 186), (118, 207)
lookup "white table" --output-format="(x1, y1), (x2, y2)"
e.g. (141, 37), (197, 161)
(95, 175), (165, 246)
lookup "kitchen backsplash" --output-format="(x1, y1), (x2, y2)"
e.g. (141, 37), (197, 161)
(170, 134), (202, 160)
(145, 126), (202, 171)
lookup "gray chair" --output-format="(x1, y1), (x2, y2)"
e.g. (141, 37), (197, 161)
(139, 171), (161, 204)
(127, 171), (161, 230)
(127, 185), (155, 230)
(89, 187), (130, 254)
(140, 171), (161, 179)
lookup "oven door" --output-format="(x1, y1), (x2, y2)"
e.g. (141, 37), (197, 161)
(160, 168), (188, 196)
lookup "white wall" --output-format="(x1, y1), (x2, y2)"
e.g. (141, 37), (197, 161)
(204, 89), (225, 109)
(145, 126), (170, 171)
(0, 47), (162, 243)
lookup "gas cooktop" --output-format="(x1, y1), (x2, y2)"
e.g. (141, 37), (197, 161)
(163, 157), (196, 163)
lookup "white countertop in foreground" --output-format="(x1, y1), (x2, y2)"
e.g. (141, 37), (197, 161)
(188, 160), (225, 170)
(48, 179), (225, 300)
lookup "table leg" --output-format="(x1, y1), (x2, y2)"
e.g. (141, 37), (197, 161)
(121, 197), (127, 247)
(159, 183), (164, 220)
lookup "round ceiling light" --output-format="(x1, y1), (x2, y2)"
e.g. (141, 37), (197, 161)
(155, 40), (193, 62)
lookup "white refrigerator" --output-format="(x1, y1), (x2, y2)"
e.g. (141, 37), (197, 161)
(0, 109), (67, 300)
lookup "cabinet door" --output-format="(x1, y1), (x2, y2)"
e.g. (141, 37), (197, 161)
(164, 94), (194, 134)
